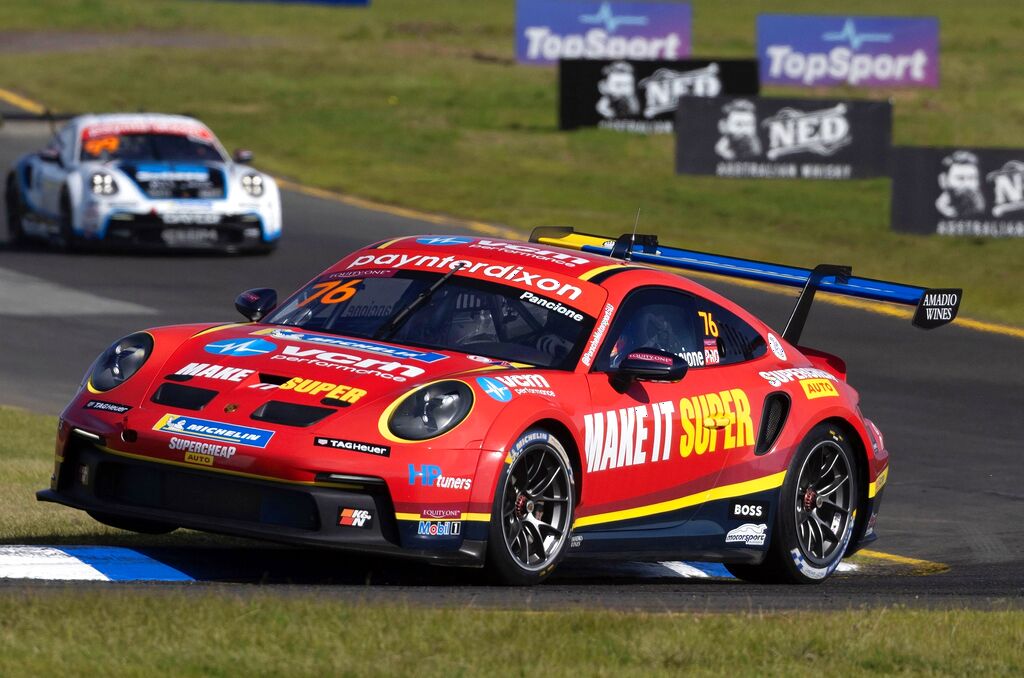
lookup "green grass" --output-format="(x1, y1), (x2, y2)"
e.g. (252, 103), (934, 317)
(0, 0), (1022, 323)
(0, 589), (1021, 676)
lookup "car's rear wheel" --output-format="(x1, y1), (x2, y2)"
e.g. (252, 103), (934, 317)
(87, 511), (178, 535)
(486, 429), (575, 586)
(727, 423), (858, 584)
(5, 174), (27, 246)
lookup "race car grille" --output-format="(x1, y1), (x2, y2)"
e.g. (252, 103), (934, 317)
(103, 213), (262, 248)
(151, 383), (218, 410)
(95, 459), (320, 531)
(251, 401), (336, 427)
(755, 393), (790, 456)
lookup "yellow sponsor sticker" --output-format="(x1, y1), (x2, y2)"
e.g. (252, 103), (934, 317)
(184, 451), (214, 466)
(800, 378), (838, 400)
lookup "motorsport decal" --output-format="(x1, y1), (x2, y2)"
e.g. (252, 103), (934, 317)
(204, 338), (277, 357)
(757, 15), (939, 88)
(408, 464), (473, 490)
(338, 508), (373, 528)
(725, 522), (768, 546)
(174, 362), (254, 382)
(83, 400), (132, 414)
(891, 147), (1024, 238)
(583, 400), (676, 472)
(314, 436), (390, 457)
(417, 520), (461, 536)
(800, 378), (839, 400)
(494, 374), (555, 397)
(271, 345), (426, 382)
(581, 303), (615, 367)
(253, 328), (448, 363)
(520, 291), (585, 322)
(516, 0), (691, 65)
(279, 378), (367, 404)
(679, 388), (754, 459)
(759, 367), (838, 388)
(675, 95), (892, 180)
(347, 252), (584, 301)
(728, 500), (769, 520)
(169, 437), (235, 465)
(421, 508), (462, 520)
(153, 414), (275, 448)
(476, 377), (513, 402)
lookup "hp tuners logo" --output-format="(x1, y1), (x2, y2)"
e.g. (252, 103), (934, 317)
(516, 0), (691, 65)
(204, 338), (276, 357)
(408, 464), (473, 490)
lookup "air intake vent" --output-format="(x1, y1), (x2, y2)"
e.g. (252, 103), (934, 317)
(251, 401), (335, 427)
(258, 373), (291, 386)
(151, 383), (218, 410)
(755, 392), (790, 456)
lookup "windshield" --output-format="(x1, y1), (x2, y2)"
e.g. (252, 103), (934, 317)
(81, 133), (224, 163)
(264, 271), (595, 369)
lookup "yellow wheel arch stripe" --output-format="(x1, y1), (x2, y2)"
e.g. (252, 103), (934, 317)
(868, 465), (889, 499)
(573, 470), (787, 529)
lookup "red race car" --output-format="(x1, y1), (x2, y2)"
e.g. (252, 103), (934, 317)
(39, 228), (961, 584)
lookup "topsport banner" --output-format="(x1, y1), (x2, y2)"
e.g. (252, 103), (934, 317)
(516, 0), (691, 66)
(757, 15), (939, 88)
(891, 146), (1024, 238)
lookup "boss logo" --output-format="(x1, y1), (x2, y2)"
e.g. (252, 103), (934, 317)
(729, 500), (769, 519)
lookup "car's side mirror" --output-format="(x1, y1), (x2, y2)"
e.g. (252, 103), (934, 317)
(235, 288), (277, 322)
(610, 347), (687, 393)
(233, 149), (254, 164)
(39, 147), (61, 164)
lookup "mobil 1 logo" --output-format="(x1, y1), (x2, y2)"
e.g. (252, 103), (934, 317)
(728, 500), (769, 521)
(675, 95), (892, 180)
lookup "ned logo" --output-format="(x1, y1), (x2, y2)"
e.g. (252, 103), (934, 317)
(986, 160), (1024, 217)
(639, 63), (721, 118)
(762, 104), (851, 160)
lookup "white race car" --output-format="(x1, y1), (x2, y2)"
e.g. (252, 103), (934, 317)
(5, 113), (281, 253)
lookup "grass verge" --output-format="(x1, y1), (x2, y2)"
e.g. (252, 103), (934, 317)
(0, 0), (1021, 324)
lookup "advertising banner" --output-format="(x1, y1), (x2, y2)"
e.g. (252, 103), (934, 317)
(757, 15), (939, 88)
(560, 58), (759, 133)
(891, 147), (1024, 237)
(675, 96), (892, 180)
(516, 0), (691, 65)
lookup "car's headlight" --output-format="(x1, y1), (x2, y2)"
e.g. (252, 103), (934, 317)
(85, 332), (153, 392)
(241, 173), (264, 197)
(90, 172), (118, 196)
(388, 381), (473, 441)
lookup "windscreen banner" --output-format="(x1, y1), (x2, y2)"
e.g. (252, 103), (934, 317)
(757, 15), (939, 88)
(516, 0), (691, 65)
(891, 147), (1024, 238)
(559, 58), (759, 133)
(674, 96), (892, 180)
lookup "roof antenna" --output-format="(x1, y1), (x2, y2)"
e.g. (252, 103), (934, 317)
(625, 208), (641, 261)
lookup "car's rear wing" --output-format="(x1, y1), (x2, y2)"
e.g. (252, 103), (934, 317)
(529, 226), (961, 345)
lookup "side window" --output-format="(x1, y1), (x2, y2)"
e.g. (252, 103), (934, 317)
(58, 127), (75, 166)
(693, 297), (767, 366)
(594, 287), (700, 371)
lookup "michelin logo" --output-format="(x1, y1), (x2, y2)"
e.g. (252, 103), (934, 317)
(153, 414), (274, 449)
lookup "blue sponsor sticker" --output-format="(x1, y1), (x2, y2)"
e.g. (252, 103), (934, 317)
(262, 329), (447, 363)
(204, 338), (277, 357)
(415, 236), (474, 246)
(153, 414), (275, 448)
(476, 377), (513, 402)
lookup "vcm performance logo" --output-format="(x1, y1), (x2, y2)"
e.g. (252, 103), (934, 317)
(516, 0), (691, 65)
(204, 338), (276, 357)
(757, 15), (939, 88)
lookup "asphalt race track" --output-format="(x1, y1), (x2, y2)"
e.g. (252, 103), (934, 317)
(1, 116), (1021, 609)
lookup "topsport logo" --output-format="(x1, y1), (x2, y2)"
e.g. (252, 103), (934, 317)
(204, 338), (277, 357)
(757, 15), (939, 88)
(476, 377), (513, 402)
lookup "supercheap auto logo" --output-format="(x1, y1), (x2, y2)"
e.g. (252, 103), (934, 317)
(153, 414), (275, 448)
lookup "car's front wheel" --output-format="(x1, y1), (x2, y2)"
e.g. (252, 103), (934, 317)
(486, 428), (575, 586)
(727, 423), (858, 584)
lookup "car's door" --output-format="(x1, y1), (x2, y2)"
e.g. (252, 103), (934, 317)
(35, 126), (73, 216)
(577, 285), (771, 545)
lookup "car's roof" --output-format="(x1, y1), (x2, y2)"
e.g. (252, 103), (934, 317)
(69, 113), (214, 137)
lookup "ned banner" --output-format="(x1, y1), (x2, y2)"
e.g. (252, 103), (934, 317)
(516, 0), (691, 65)
(757, 15), (939, 88)
(560, 58), (759, 134)
(675, 96), (892, 180)
(891, 146), (1024, 238)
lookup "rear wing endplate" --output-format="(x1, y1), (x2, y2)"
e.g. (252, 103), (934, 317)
(530, 226), (961, 345)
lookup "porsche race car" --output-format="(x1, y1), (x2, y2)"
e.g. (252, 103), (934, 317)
(5, 113), (281, 252)
(38, 230), (961, 584)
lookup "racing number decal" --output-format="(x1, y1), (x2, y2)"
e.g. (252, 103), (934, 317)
(698, 311), (719, 337)
(299, 279), (362, 306)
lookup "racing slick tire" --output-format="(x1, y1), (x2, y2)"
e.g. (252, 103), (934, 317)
(485, 428), (575, 586)
(58, 189), (81, 252)
(726, 423), (859, 585)
(4, 173), (27, 247)
(87, 511), (178, 535)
